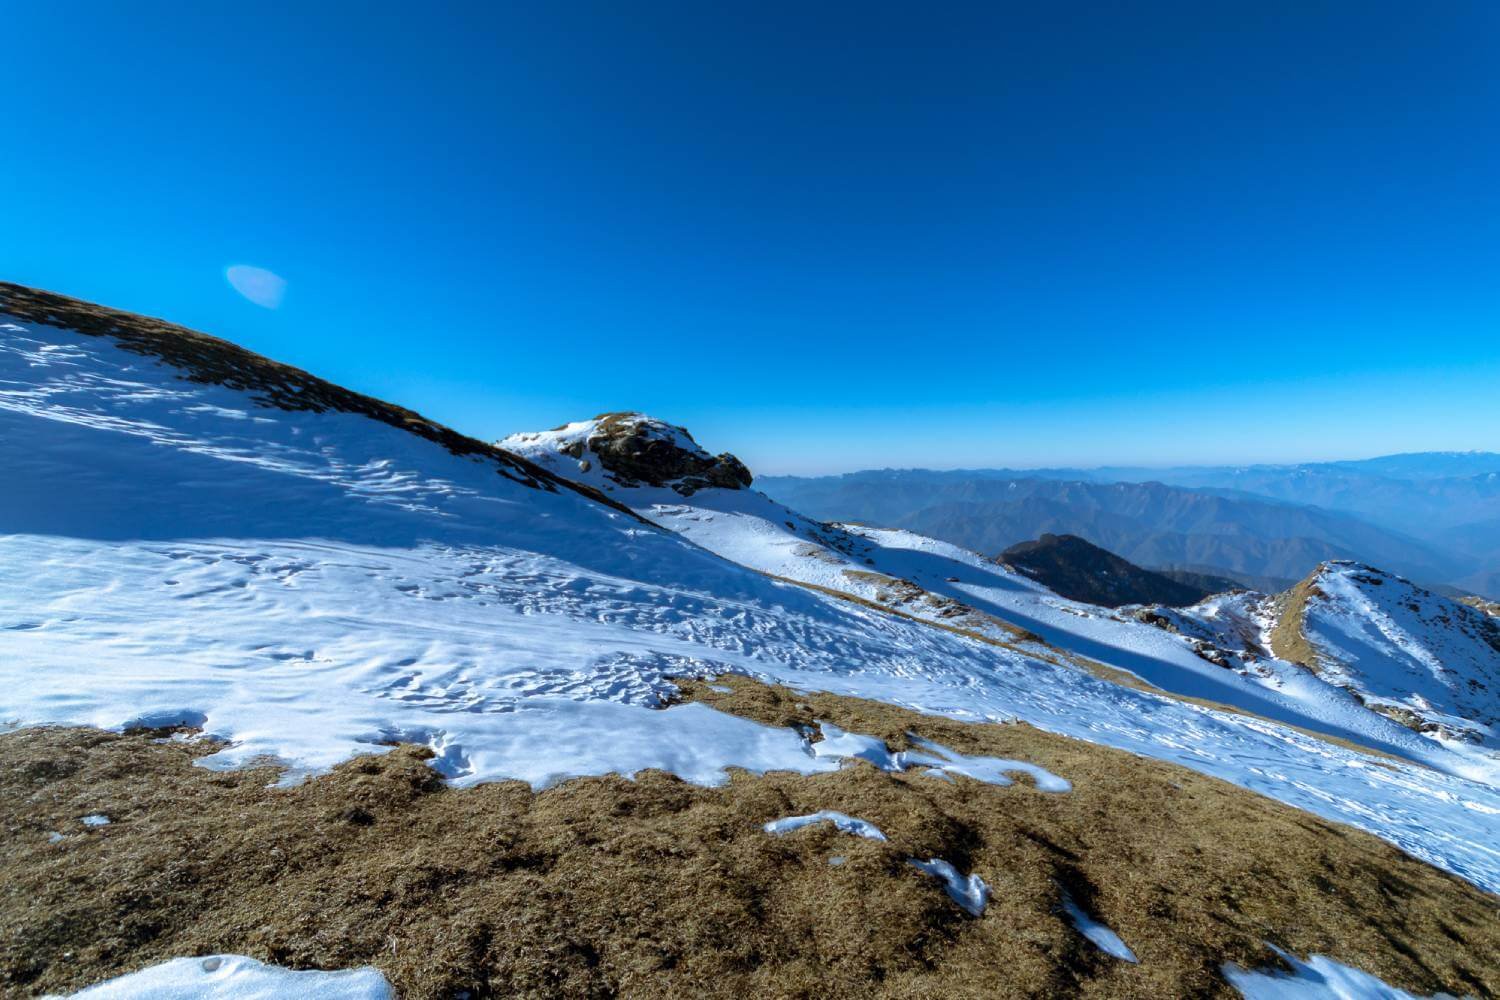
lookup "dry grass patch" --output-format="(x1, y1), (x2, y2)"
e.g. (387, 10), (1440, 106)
(1266, 574), (1323, 671)
(2, 679), (1496, 999)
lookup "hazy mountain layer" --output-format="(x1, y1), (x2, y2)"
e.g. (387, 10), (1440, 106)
(759, 471), (1465, 590)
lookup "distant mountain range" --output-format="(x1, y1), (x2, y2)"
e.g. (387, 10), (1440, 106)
(760, 458), (1500, 598)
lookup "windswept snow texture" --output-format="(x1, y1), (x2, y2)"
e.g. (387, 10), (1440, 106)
(763, 811), (887, 841)
(60, 954), (393, 999)
(3, 323), (1500, 894)
(1059, 892), (1138, 963)
(909, 859), (991, 916)
(1222, 946), (1437, 1000)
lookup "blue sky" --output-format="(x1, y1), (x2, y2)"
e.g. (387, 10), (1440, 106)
(5, 2), (1499, 474)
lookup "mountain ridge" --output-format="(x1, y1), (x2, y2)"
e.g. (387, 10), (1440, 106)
(1132, 561), (1500, 748)
(4, 286), (1500, 997)
(507, 411), (1500, 784)
(759, 470), (1464, 591)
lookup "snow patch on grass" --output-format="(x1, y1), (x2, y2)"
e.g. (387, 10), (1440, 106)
(903, 736), (1071, 791)
(811, 723), (903, 770)
(763, 810), (887, 841)
(1223, 944), (1437, 999)
(57, 954), (393, 999)
(811, 725), (1070, 791)
(909, 858), (990, 916)
(1059, 890), (1137, 962)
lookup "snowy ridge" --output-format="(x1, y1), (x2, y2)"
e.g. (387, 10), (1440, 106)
(511, 413), (1499, 781)
(3, 319), (1500, 895)
(504, 413), (1500, 888)
(1147, 564), (1500, 752)
(1293, 562), (1499, 745)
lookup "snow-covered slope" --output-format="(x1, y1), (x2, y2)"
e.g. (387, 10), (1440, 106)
(504, 415), (1499, 783)
(1276, 563), (1498, 744)
(3, 297), (1500, 895)
(1139, 564), (1500, 753)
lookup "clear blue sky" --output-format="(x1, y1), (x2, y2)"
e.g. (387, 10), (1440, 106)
(5, 2), (1499, 474)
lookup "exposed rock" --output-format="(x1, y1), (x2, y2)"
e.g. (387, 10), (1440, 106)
(1460, 595), (1500, 619)
(502, 412), (752, 497)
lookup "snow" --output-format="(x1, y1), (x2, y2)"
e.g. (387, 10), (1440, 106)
(506, 416), (1500, 889)
(1059, 891), (1137, 962)
(56, 954), (393, 999)
(1159, 566), (1499, 755)
(4, 320), (1500, 898)
(763, 810), (887, 841)
(810, 725), (1070, 790)
(79, 815), (110, 827)
(1222, 945), (1438, 999)
(1298, 563), (1498, 747)
(908, 859), (990, 916)
(811, 723), (902, 770)
(902, 736), (1071, 791)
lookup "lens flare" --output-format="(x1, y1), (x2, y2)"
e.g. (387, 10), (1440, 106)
(225, 265), (287, 309)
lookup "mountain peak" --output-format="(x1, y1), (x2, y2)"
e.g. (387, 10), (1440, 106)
(501, 412), (752, 495)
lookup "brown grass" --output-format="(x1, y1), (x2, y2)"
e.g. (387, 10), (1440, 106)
(3, 677), (1495, 999)
(1266, 574), (1325, 672)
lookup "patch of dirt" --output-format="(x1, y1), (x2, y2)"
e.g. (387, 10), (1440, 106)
(4, 679), (1496, 999)
(0, 281), (644, 523)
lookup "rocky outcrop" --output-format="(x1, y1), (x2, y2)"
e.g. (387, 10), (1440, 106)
(502, 412), (752, 496)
